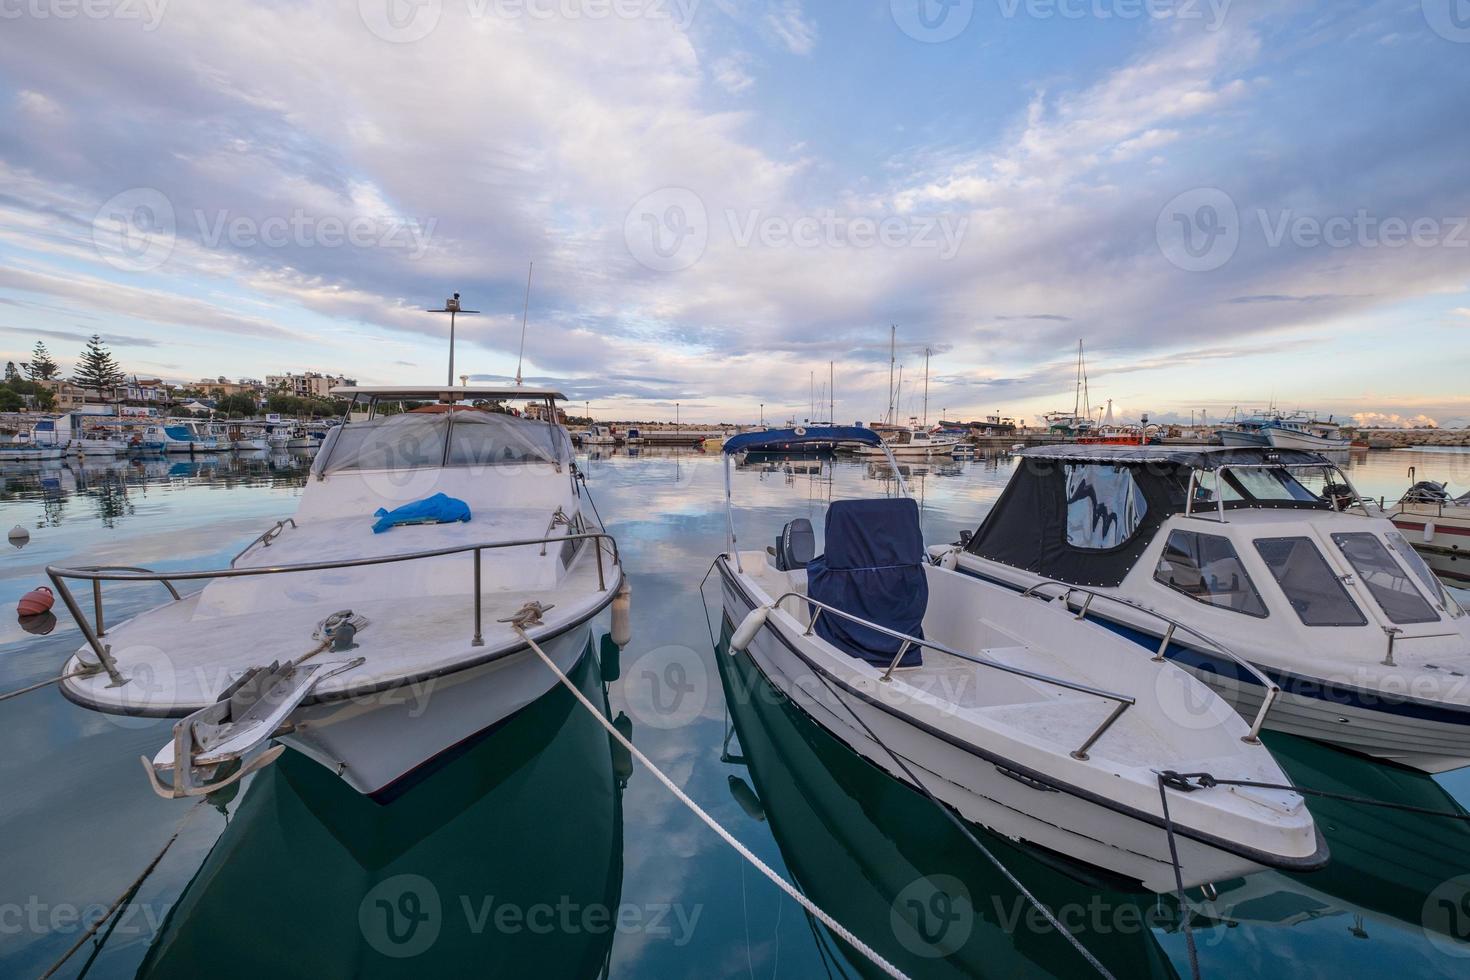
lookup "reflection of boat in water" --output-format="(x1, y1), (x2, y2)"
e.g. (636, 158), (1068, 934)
(1194, 732), (1470, 949)
(140, 641), (628, 977)
(714, 633), (1178, 978)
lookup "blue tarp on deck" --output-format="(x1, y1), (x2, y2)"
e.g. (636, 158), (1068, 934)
(372, 493), (472, 534)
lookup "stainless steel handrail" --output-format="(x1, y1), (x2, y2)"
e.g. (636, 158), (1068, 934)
(763, 589), (1136, 761)
(48, 530), (621, 683)
(1017, 579), (1279, 742)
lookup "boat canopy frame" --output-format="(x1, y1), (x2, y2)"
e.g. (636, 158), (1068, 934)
(722, 427), (908, 572)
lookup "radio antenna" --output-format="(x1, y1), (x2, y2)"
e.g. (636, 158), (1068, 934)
(515, 261), (534, 386)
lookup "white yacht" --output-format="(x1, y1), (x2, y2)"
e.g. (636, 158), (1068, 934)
(947, 445), (1470, 772)
(1383, 478), (1470, 586)
(47, 386), (627, 798)
(582, 424), (617, 446)
(148, 420), (219, 453)
(717, 428), (1324, 893)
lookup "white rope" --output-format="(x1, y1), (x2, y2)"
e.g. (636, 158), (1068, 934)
(515, 626), (911, 980)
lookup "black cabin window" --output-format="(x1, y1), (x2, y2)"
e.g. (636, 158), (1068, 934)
(1153, 530), (1268, 617)
(1330, 532), (1439, 625)
(1254, 536), (1367, 627)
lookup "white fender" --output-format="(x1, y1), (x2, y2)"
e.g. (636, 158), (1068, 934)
(610, 579), (632, 648)
(729, 606), (770, 654)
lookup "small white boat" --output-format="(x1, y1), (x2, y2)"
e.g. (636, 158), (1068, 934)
(1384, 478), (1470, 587)
(48, 385), (628, 799)
(715, 427), (1324, 892)
(0, 441), (65, 462)
(853, 421), (960, 457)
(1263, 416), (1350, 451)
(582, 424), (617, 446)
(953, 445), (1470, 772)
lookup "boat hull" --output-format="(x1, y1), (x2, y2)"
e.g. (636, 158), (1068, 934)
(717, 560), (1302, 891)
(1217, 430), (1270, 448)
(274, 619), (595, 796)
(955, 557), (1470, 773)
(1263, 427), (1350, 450)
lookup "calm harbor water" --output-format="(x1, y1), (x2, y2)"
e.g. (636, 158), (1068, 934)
(2, 447), (1469, 978)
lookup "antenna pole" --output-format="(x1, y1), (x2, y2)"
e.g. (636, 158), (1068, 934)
(428, 292), (481, 387)
(515, 261), (534, 386)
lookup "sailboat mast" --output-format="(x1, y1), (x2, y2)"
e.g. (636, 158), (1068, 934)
(829, 360), (834, 425)
(1072, 338), (1083, 421)
(887, 324), (896, 426)
(922, 347), (931, 426)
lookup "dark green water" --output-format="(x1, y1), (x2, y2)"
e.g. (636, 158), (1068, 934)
(2, 447), (1469, 978)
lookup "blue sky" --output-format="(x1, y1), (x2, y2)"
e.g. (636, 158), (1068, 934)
(0, 0), (1467, 426)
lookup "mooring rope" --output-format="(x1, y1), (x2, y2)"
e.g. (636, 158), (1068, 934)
(39, 799), (208, 979)
(0, 666), (93, 704)
(1156, 775), (1203, 980)
(514, 623), (912, 980)
(1160, 771), (1470, 822)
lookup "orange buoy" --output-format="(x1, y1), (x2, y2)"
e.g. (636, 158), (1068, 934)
(17, 587), (55, 617)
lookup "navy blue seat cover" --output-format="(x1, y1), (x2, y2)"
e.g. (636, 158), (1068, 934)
(806, 498), (926, 668)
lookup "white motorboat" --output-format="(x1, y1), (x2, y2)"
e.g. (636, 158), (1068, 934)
(950, 445), (1470, 772)
(47, 385), (628, 799)
(716, 427), (1324, 893)
(211, 422), (269, 451)
(1384, 478), (1470, 586)
(0, 440), (65, 462)
(1262, 416), (1350, 451)
(853, 421), (961, 457)
(1216, 417), (1273, 448)
(582, 423), (617, 446)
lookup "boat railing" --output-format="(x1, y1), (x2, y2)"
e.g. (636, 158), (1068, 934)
(1017, 579), (1278, 742)
(230, 517), (298, 565)
(1183, 461), (1372, 523)
(46, 530), (622, 686)
(764, 589), (1136, 761)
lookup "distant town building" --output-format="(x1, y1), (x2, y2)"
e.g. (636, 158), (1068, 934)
(197, 376), (264, 400)
(522, 402), (570, 424)
(122, 377), (173, 406)
(41, 379), (88, 411)
(266, 371), (357, 399)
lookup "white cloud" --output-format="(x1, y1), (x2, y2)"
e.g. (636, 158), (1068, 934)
(711, 52), (756, 94)
(762, 0), (816, 55)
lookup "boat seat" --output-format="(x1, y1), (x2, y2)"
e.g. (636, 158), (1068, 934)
(771, 518), (816, 571)
(807, 498), (926, 668)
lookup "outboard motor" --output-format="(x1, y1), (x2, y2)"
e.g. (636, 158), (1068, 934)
(770, 518), (816, 571)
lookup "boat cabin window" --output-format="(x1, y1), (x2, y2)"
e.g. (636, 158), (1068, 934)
(1193, 467), (1324, 508)
(1065, 464), (1148, 549)
(1330, 532), (1439, 625)
(1385, 531), (1464, 618)
(315, 405), (568, 474)
(1152, 530), (1268, 617)
(1253, 537), (1367, 627)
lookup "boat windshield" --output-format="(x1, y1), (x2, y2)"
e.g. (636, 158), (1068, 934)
(1330, 532), (1440, 625)
(315, 407), (570, 474)
(1218, 467), (1322, 504)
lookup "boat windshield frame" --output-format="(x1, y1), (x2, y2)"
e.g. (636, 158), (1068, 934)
(1184, 462), (1369, 523)
(314, 391), (571, 476)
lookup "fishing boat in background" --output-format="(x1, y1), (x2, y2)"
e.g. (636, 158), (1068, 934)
(949, 445), (1470, 772)
(48, 385), (628, 798)
(147, 419), (219, 453)
(1216, 416), (1273, 448)
(1262, 415), (1351, 451)
(717, 427), (1325, 892)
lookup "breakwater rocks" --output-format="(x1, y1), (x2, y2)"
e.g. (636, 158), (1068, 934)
(1350, 429), (1470, 450)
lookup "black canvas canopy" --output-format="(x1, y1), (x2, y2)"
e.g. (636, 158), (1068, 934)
(965, 445), (1334, 588)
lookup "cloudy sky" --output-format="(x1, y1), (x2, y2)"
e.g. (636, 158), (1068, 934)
(0, 0), (1467, 426)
